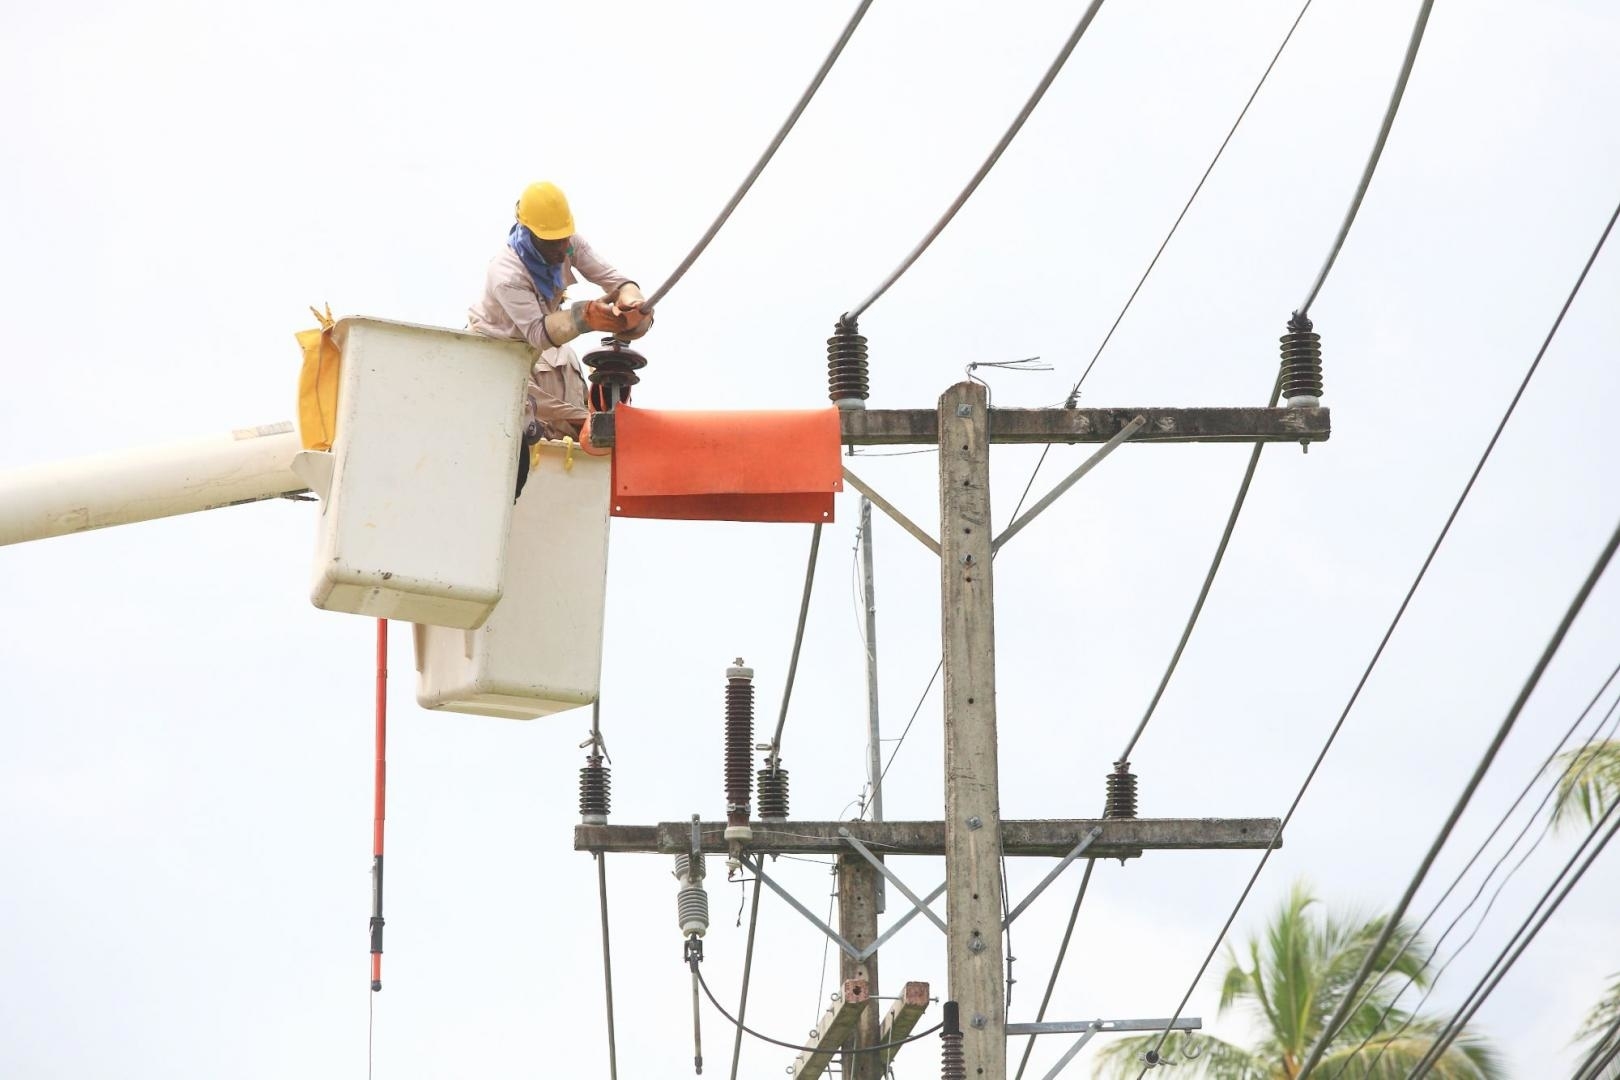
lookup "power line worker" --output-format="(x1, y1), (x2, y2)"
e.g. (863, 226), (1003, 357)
(468, 181), (650, 495)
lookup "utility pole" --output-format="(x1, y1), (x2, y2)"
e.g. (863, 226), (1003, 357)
(939, 382), (1006, 1074)
(581, 392), (1328, 1076)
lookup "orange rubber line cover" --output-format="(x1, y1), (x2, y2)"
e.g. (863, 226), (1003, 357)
(610, 406), (843, 523)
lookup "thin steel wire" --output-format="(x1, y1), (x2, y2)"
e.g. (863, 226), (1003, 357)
(1011, 0), (1313, 525)
(1064, 0), (1316, 404)
(1296, 0), (1435, 317)
(728, 878), (764, 1080)
(1296, 511), (1620, 1078)
(1136, 190), (1620, 1078)
(1408, 797), (1620, 1078)
(1358, 689), (1620, 1077)
(1573, 1010), (1620, 1080)
(595, 853), (620, 1080)
(843, 0), (1108, 321)
(1012, 859), (1096, 1080)
(1327, 662), (1620, 1080)
(1296, 193), (1620, 1076)
(642, 0), (873, 311)
(769, 524), (824, 771)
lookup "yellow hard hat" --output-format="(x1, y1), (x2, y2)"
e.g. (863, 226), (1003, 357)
(515, 181), (575, 240)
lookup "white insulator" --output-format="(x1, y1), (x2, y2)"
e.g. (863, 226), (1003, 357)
(674, 853), (710, 936)
(678, 882), (710, 937)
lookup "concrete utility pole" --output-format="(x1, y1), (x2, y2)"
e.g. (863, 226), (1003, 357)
(938, 382), (1007, 1073)
(582, 390), (1328, 1077)
(838, 854), (883, 1080)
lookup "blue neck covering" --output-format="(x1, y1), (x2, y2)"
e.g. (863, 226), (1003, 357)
(508, 223), (565, 301)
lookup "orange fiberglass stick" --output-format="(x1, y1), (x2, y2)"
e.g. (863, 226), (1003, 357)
(370, 618), (387, 992)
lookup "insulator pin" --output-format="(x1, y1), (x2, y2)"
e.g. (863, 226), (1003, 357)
(578, 752), (611, 824)
(1104, 760), (1138, 819)
(1279, 313), (1323, 408)
(756, 762), (790, 822)
(827, 318), (870, 410)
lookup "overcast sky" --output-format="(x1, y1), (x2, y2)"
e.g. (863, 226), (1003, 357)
(4, 1), (1620, 1077)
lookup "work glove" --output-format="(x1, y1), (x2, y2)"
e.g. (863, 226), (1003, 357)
(579, 298), (631, 335)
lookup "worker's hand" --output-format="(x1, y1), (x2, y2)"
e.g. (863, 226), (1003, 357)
(580, 299), (631, 334)
(613, 283), (645, 314)
(617, 307), (653, 340)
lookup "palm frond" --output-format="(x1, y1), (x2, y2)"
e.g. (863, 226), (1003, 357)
(1553, 741), (1620, 830)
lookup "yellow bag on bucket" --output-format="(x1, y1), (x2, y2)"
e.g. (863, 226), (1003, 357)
(295, 304), (340, 451)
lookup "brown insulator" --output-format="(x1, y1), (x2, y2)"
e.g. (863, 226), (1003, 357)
(756, 762), (790, 822)
(1104, 760), (1138, 819)
(725, 660), (755, 830)
(579, 752), (610, 824)
(582, 338), (648, 413)
(940, 1001), (965, 1080)
(827, 318), (869, 410)
(1279, 313), (1323, 407)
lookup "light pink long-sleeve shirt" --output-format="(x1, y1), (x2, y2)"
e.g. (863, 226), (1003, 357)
(468, 235), (632, 438)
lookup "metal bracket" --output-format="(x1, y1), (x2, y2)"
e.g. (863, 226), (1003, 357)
(742, 854), (944, 963)
(1007, 1017), (1201, 1080)
(842, 467), (941, 556)
(992, 414), (1145, 553)
(1003, 827), (1101, 929)
(838, 827), (947, 933)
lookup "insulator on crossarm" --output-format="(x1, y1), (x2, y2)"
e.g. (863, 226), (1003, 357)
(940, 1001), (965, 1080)
(674, 853), (710, 937)
(1104, 760), (1138, 819)
(724, 660), (755, 843)
(756, 761), (790, 822)
(827, 317), (870, 410)
(1279, 313), (1323, 408)
(579, 752), (611, 825)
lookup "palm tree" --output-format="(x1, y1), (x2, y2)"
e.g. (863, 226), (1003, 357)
(1553, 740), (1620, 1079)
(1093, 881), (1503, 1079)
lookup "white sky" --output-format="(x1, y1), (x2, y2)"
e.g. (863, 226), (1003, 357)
(3, 1), (1620, 1077)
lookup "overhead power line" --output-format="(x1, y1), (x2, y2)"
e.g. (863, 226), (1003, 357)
(842, 0), (1108, 321)
(1326, 660), (1620, 1080)
(1409, 792), (1620, 1078)
(1295, 192), (1620, 1078)
(1296, 0), (1435, 318)
(643, 0), (874, 311)
(1117, 0), (1436, 765)
(1136, 189), (1620, 1078)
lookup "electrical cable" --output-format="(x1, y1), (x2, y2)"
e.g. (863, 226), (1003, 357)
(1012, 858), (1096, 1080)
(1296, 510), (1620, 1079)
(1573, 1009), (1620, 1080)
(1068, 0), (1316, 404)
(768, 524), (824, 771)
(1407, 795), (1620, 1078)
(842, 0), (1108, 321)
(641, 0), (873, 311)
(728, 878), (764, 1080)
(1296, 193), (1620, 1077)
(1118, 377), (1278, 764)
(1297, 0), (1435, 318)
(865, 658), (943, 817)
(1007, 0), (1314, 527)
(1135, 190), (1620, 1078)
(1358, 697), (1620, 1078)
(694, 962), (943, 1055)
(1327, 664), (1620, 1080)
(595, 851), (620, 1080)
